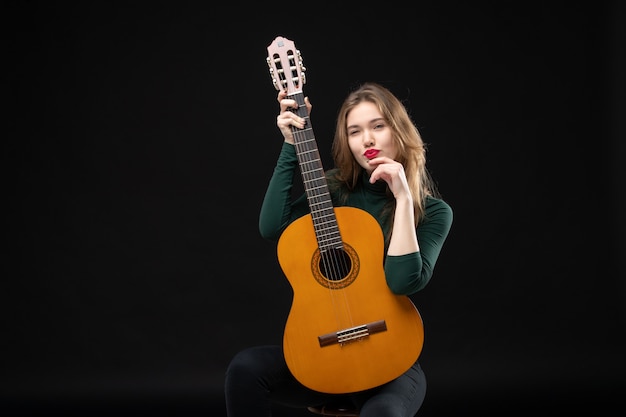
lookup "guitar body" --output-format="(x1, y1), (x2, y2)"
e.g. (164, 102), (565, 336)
(277, 207), (424, 393)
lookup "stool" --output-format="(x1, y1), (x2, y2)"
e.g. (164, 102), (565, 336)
(307, 405), (360, 416)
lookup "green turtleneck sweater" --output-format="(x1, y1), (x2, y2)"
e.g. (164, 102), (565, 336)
(259, 142), (453, 295)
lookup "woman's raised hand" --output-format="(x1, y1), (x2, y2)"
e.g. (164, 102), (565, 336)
(276, 90), (312, 144)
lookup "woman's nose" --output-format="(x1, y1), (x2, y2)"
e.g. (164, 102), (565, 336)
(363, 131), (374, 146)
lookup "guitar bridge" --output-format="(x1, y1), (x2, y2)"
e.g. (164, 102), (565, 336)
(318, 320), (387, 347)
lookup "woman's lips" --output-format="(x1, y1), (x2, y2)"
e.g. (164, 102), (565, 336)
(364, 149), (380, 159)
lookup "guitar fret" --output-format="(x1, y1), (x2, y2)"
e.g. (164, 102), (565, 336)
(317, 239), (342, 250)
(306, 192), (331, 203)
(316, 234), (342, 246)
(301, 170), (324, 179)
(315, 226), (340, 233)
(304, 178), (326, 187)
(297, 137), (317, 147)
(296, 127), (314, 136)
(303, 182), (325, 191)
(309, 205), (333, 213)
(313, 218), (338, 229)
(316, 232), (342, 244)
(315, 226), (339, 236)
(297, 147), (319, 158)
(310, 208), (335, 217)
(303, 182), (327, 191)
(301, 170), (322, 177)
(314, 224), (339, 232)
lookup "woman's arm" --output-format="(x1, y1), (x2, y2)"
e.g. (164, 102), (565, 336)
(385, 198), (453, 295)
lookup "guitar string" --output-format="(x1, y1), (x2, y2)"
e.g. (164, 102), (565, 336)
(291, 93), (356, 332)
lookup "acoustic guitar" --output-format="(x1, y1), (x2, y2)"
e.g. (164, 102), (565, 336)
(266, 36), (424, 394)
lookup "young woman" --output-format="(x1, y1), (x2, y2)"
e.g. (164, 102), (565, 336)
(225, 82), (453, 417)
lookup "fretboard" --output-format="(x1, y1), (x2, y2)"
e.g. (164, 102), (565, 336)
(290, 92), (343, 252)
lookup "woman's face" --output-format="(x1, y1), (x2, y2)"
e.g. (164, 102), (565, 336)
(346, 101), (398, 173)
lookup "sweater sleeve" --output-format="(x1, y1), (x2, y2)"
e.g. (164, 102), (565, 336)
(258, 142), (310, 242)
(384, 198), (453, 295)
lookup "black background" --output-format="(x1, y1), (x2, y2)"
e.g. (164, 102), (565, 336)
(4, 1), (625, 416)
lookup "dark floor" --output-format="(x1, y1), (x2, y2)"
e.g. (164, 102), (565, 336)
(2, 385), (622, 417)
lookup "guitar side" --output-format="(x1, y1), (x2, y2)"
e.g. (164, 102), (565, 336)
(277, 206), (424, 394)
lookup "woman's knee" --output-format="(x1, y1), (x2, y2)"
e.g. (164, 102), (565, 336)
(226, 345), (283, 384)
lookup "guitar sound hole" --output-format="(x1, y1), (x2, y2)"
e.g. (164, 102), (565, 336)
(319, 248), (352, 282)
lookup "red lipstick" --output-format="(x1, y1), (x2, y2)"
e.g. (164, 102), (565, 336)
(364, 149), (380, 159)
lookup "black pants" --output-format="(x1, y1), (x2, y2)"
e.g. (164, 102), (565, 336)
(224, 345), (427, 417)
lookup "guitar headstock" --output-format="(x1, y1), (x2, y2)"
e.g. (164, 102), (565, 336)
(266, 36), (306, 95)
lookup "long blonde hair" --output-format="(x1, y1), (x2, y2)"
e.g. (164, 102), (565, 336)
(330, 82), (439, 225)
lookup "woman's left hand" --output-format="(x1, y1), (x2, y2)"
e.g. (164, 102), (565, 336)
(368, 157), (412, 201)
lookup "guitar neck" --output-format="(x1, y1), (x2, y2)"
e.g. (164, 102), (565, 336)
(289, 92), (342, 252)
